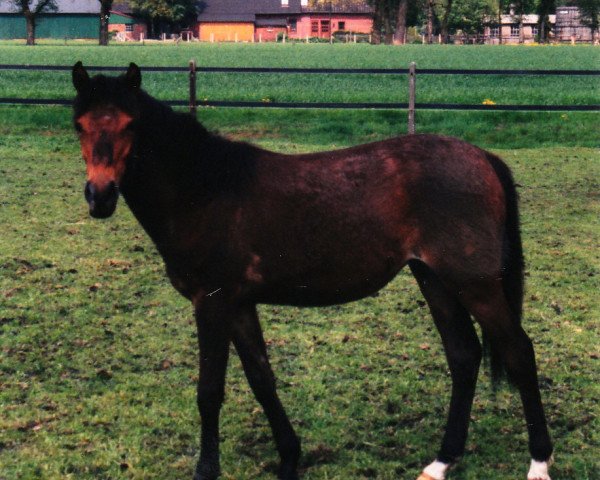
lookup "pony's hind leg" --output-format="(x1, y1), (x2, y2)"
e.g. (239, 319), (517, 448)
(231, 304), (301, 480)
(459, 279), (553, 480)
(409, 261), (482, 480)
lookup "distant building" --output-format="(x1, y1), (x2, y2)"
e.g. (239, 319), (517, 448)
(109, 2), (147, 41)
(483, 14), (556, 44)
(0, 0), (99, 39)
(554, 6), (595, 42)
(195, 0), (373, 43)
(483, 6), (597, 44)
(0, 0), (146, 40)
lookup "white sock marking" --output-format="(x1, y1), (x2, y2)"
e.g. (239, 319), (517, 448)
(422, 460), (450, 480)
(527, 459), (552, 480)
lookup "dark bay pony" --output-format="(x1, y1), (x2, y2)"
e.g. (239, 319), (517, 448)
(71, 62), (553, 480)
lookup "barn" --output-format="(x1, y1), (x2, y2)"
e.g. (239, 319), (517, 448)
(196, 0), (257, 42)
(109, 8), (147, 41)
(0, 0), (145, 40)
(196, 0), (373, 43)
(0, 0), (99, 39)
(293, 1), (373, 39)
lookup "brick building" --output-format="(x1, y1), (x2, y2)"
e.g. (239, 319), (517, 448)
(109, 10), (147, 41)
(196, 0), (373, 42)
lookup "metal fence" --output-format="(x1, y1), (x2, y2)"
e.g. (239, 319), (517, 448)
(1, 62), (599, 125)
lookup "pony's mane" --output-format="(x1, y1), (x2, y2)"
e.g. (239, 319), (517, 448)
(136, 92), (260, 196)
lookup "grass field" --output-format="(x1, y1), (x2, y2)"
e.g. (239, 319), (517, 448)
(1, 44), (599, 479)
(1, 43), (599, 104)
(1, 43), (598, 149)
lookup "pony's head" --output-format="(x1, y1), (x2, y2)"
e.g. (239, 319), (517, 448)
(72, 61), (141, 218)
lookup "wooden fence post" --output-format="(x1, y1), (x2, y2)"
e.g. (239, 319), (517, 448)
(189, 59), (197, 115)
(408, 62), (416, 134)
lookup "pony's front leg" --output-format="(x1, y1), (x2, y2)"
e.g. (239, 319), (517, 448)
(193, 294), (232, 480)
(232, 304), (301, 480)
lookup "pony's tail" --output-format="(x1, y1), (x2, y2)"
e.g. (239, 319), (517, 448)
(484, 152), (525, 387)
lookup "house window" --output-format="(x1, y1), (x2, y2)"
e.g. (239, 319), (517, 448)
(289, 19), (297, 32)
(301, 0), (308, 5)
(338, 21), (346, 31)
(531, 25), (538, 37)
(281, 0), (289, 7)
(510, 25), (520, 37)
(311, 20), (319, 33)
(490, 26), (499, 37)
(125, 24), (133, 32)
(321, 20), (330, 33)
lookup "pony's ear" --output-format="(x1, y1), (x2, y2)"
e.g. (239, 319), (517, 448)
(72, 61), (90, 92)
(125, 62), (141, 90)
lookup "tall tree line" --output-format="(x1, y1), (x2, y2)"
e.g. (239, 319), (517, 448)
(366, 0), (599, 43)
(4, 0), (598, 45)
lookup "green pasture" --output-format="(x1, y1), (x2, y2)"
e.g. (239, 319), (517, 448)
(0, 42), (598, 69)
(1, 44), (599, 479)
(1, 43), (599, 106)
(0, 43), (598, 149)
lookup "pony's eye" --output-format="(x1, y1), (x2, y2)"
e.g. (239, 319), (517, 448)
(74, 122), (83, 133)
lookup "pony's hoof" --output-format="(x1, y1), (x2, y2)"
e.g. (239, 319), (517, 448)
(417, 474), (437, 480)
(193, 473), (219, 480)
(527, 457), (553, 480)
(277, 468), (298, 480)
(418, 459), (450, 480)
(193, 474), (219, 480)
(193, 463), (220, 480)
(278, 463), (299, 480)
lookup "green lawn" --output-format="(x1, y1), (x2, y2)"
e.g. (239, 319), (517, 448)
(1, 42), (599, 69)
(1, 44), (599, 105)
(0, 43), (599, 479)
(1, 43), (598, 149)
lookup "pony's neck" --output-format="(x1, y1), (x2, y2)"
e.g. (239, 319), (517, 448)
(119, 94), (259, 246)
(135, 93), (259, 193)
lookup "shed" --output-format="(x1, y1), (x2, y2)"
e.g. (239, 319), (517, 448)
(0, 0), (99, 39)
(109, 9), (147, 41)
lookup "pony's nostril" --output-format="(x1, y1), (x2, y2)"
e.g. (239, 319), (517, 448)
(85, 180), (119, 219)
(84, 181), (95, 204)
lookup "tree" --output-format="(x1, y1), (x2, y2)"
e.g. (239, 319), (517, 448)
(442, 0), (493, 37)
(439, 0), (453, 43)
(536, 0), (554, 42)
(509, 0), (535, 43)
(9, 0), (57, 45)
(495, 0), (504, 44)
(426, 0), (435, 42)
(394, 0), (409, 43)
(99, 0), (113, 45)
(129, 0), (198, 38)
(369, 0), (414, 44)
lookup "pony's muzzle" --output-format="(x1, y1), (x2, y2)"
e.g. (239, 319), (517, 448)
(85, 180), (119, 219)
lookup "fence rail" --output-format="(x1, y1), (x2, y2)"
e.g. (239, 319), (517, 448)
(3, 98), (598, 111)
(1, 63), (599, 119)
(2, 64), (600, 76)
